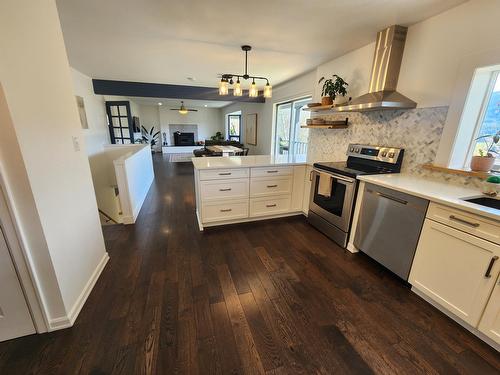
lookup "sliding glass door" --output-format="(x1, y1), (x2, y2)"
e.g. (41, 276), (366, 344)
(274, 97), (311, 158)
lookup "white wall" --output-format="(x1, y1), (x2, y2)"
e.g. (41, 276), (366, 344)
(0, 83), (67, 325)
(253, 0), (500, 162)
(158, 106), (223, 144)
(221, 102), (265, 153)
(71, 68), (109, 155)
(139, 104), (161, 129)
(112, 145), (154, 224)
(311, 0), (500, 109)
(0, 0), (108, 327)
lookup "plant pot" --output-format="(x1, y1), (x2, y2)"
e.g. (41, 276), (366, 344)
(470, 156), (495, 172)
(332, 96), (348, 107)
(321, 96), (333, 106)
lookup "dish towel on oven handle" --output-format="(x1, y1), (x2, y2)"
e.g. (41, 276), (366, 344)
(318, 173), (333, 198)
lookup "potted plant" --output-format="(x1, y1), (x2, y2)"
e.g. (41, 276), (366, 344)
(318, 74), (348, 106)
(135, 125), (160, 153)
(470, 130), (499, 172)
(210, 131), (224, 141)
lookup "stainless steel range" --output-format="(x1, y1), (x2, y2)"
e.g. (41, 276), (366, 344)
(308, 144), (404, 248)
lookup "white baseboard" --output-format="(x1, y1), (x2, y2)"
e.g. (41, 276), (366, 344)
(48, 252), (110, 331)
(412, 287), (500, 351)
(48, 315), (72, 331)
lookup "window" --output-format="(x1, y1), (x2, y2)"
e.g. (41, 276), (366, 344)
(467, 71), (500, 170)
(274, 97), (311, 158)
(227, 114), (241, 141)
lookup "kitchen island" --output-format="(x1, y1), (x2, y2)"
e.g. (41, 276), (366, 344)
(192, 155), (310, 229)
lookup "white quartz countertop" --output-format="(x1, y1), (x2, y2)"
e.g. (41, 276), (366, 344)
(357, 174), (500, 221)
(191, 154), (308, 170)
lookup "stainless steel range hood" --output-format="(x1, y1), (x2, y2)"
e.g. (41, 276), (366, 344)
(334, 25), (416, 112)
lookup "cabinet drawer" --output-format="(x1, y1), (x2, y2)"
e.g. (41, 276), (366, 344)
(427, 203), (500, 244)
(250, 195), (291, 217)
(202, 199), (249, 223)
(200, 179), (249, 201)
(199, 168), (249, 181)
(251, 166), (292, 178)
(250, 176), (292, 197)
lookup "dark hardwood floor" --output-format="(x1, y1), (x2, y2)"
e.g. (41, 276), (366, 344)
(1, 154), (499, 374)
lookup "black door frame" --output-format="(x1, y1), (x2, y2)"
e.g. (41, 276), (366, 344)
(105, 101), (135, 144)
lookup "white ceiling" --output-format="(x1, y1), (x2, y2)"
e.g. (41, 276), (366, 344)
(57, 0), (467, 88)
(128, 97), (232, 108)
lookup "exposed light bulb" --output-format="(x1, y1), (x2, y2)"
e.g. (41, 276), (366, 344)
(219, 79), (229, 95)
(233, 79), (242, 96)
(179, 109), (188, 115)
(249, 80), (258, 98)
(158, 102), (163, 106)
(263, 83), (272, 98)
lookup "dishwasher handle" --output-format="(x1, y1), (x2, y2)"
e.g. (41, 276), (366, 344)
(368, 189), (408, 205)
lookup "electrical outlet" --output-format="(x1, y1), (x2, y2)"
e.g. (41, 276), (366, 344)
(72, 136), (80, 152)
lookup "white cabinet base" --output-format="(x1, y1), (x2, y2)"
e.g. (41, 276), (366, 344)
(196, 210), (303, 230)
(412, 287), (500, 352)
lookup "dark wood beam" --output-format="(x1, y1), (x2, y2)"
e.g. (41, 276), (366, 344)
(92, 79), (266, 103)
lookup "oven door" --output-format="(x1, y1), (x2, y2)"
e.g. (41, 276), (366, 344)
(309, 169), (356, 232)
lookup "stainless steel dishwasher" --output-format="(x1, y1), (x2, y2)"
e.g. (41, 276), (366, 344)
(354, 183), (429, 280)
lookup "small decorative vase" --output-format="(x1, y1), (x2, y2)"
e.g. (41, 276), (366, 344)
(321, 96), (333, 106)
(470, 156), (495, 172)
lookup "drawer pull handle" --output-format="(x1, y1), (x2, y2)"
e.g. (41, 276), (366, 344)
(267, 170), (279, 173)
(449, 215), (479, 228)
(485, 256), (498, 278)
(266, 204), (277, 208)
(220, 208), (232, 212)
(219, 172), (231, 176)
(267, 184), (278, 188)
(219, 188), (232, 191)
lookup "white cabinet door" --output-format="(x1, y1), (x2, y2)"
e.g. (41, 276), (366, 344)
(479, 274), (500, 344)
(0, 226), (35, 342)
(409, 219), (500, 327)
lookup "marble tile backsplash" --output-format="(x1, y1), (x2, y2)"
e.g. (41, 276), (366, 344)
(307, 106), (483, 188)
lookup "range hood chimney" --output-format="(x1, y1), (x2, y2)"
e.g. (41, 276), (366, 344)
(334, 25), (417, 112)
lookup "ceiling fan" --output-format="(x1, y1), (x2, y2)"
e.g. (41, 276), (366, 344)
(170, 101), (198, 115)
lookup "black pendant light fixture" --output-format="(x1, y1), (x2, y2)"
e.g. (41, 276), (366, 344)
(219, 45), (272, 98)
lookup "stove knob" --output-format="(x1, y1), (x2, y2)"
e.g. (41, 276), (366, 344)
(355, 148), (360, 153)
(350, 147), (355, 152)
(381, 151), (387, 157)
(388, 152), (395, 158)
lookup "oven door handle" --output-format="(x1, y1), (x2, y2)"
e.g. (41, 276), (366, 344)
(314, 169), (355, 184)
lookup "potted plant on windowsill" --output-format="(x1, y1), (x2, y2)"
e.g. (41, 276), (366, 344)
(470, 130), (499, 172)
(318, 74), (348, 106)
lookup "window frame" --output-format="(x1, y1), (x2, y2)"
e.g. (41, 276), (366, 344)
(464, 71), (500, 171)
(273, 96), (311, 157)
(227, 114), (241, 142)
(435, 53), (500, 171)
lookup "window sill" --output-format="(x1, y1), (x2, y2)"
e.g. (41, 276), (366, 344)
(422, 163), (498, 179)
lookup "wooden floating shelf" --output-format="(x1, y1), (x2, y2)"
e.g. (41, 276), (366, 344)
(300, 118), (349, 129)
(303, 104), (349, 112)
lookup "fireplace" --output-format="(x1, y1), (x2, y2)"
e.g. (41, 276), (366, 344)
(174, 132), (195, 146)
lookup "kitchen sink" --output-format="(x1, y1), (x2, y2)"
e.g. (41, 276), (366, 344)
(462, 196), (500, 210)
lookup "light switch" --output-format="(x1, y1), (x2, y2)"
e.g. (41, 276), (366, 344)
(72, 136), (80, 152)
